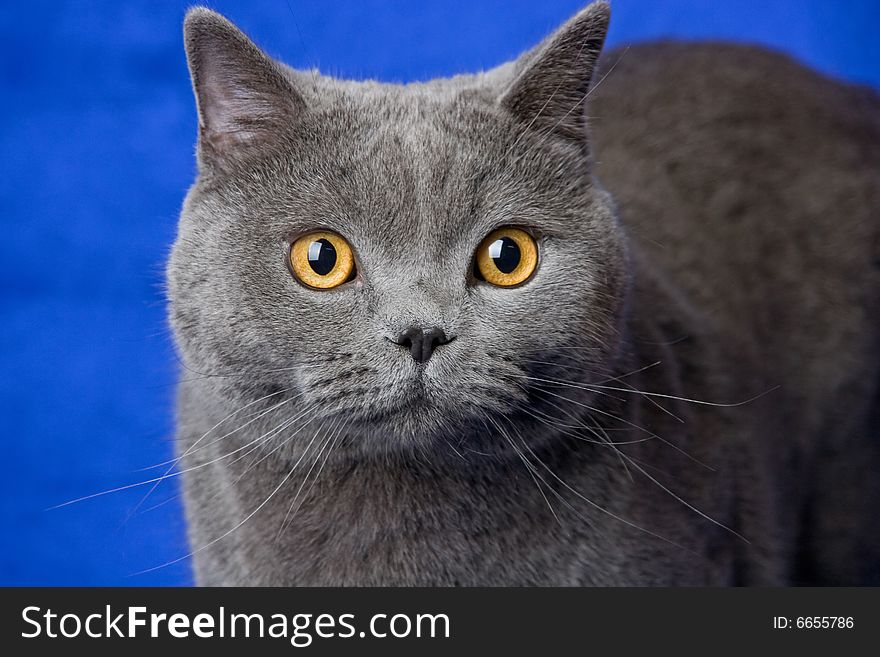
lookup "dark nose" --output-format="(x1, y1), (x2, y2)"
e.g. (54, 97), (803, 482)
(396, 326), (450, 363)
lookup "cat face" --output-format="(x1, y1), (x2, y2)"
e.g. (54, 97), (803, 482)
(169, 3), (629, 454)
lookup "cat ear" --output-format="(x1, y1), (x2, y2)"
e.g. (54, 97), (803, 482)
(183, 7), (305, 169)
(499, 2), (610, 146)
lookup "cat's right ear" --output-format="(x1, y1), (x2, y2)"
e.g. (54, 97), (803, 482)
(183, 7), (305, 171)
(498, 2), (610, 148)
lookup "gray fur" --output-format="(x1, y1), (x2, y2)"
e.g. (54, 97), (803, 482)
(168, 3), (880, 585)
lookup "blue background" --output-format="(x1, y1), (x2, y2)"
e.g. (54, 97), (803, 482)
(1, 0), (878, 586)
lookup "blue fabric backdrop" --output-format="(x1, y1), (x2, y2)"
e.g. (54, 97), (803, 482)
(1, 0), (878, 585)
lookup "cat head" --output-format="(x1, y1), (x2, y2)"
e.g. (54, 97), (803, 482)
(168, 2), (630, 457)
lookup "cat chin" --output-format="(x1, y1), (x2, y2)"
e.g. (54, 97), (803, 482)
(295, 399), (478, 457)
(347, 404), (462, 444)
(302, 396), (573, 463)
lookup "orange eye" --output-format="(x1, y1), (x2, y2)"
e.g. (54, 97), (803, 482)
(289, 231), (356, 289)
(474, 227), (538, 287)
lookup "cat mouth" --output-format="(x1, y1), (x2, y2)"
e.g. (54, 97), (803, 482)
(351, 381), (453, 432)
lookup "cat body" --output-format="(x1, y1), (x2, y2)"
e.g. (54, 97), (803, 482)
(169, 4), (880, 585)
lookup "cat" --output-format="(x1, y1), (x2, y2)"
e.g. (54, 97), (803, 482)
(167, 2), (880, 585)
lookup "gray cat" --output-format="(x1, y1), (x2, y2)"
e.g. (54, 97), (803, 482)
(167, 2), (880, 585)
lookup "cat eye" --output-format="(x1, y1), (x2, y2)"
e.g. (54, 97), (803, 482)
(474, 227), (538, 287)
(289, 231), (356, 289)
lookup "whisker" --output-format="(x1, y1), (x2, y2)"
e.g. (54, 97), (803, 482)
(516, 396), (653, 446)
(511, 381), (637, 480)
(52, 402), (315, 511)
(276, 416), (341, 536)
(511, 419), (692, 554)
(442, 437), (469, 462)
(484, 415), (561, 526)
(277, 416), (349, 539)
(134, 388), (298, 471)
(616, 449), (748, 543)
(130, 414), (329, 576)
(526, 382), (715, 471)
(581, 383), (782, 408)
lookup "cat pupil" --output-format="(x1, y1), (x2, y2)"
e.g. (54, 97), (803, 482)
(307, 239), (337, 275)
(488, 237), (521, 273)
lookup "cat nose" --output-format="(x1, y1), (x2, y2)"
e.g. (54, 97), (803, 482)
(396, 326), (450, 363)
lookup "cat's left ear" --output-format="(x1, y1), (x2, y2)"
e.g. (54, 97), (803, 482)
(499, 2), (610, 146)
(183, 7), (306, 170)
